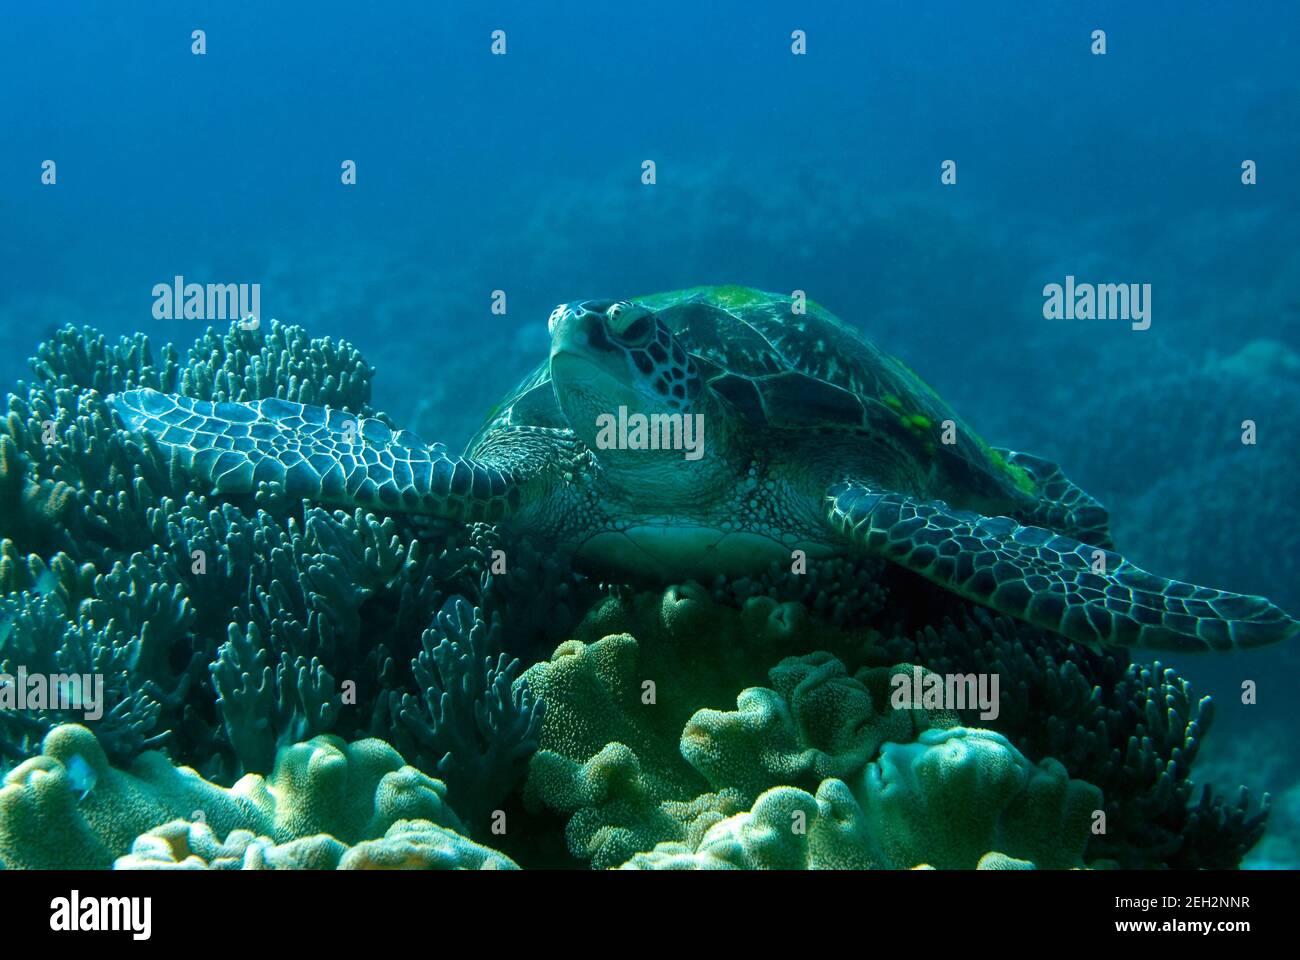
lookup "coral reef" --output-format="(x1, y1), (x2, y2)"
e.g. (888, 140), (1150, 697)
(709, 554), (890, 630)
(680, 652), (957, 800)
(0, 318), (1278, 869)
(875, 607), (1270, 868)
(623, 727), (1099, 870)
(0, 723), (473, 870)
(118, 818), (517, 870)
(520, 588), (961, 868)
(0, 320), (570, 803)
(385, 595), (544, 834)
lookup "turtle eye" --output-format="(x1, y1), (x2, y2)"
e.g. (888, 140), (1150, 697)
(607, 303), (654, 344)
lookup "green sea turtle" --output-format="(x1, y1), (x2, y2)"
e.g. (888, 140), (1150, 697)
(111, 286), (1299, 653)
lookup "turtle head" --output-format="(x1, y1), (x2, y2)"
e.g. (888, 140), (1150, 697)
(548, 299), (714, 481)
(549, 300), (702, 410)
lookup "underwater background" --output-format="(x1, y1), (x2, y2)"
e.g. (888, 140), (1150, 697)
(0, 0), (1297, 869)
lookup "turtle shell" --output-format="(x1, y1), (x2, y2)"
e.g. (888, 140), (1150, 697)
(468, 286), (1026, 497)
(639, 285), (930, 433)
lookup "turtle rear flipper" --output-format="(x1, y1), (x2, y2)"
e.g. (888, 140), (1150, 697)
(993, 447), (1113, 548)
(111, 389), (521, 521)
(826, 480), (1300, 652)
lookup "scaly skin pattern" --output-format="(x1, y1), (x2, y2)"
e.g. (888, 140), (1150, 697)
(992, 448), (1113, 548)
(109, 286), (1300, 652)
(827, 482), (1300, 652)
(111, 389), (520, 522)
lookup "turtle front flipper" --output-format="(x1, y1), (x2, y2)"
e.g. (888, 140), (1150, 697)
(993, 447), (1113, 548)
(111, 389), (521, 522)
(826, 480), (1300, 652)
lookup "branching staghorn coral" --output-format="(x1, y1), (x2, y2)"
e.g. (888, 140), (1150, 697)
(3, 384), (181, 562)
(206, 506), (411, 775)
(0, 435), (77, 558)
(1, 319), (563, 793)
(4, 318), (380, 571)
(179, 321), (375, 412)
(386, 595), (544, 836)
(210, 621), (338, 778)
(0, 549), (194, 768)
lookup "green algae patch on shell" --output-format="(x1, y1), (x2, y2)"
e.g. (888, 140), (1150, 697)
(634, 285), (838, 320)
(987, 446), (1037, 494)
(634, 284), (772, 311)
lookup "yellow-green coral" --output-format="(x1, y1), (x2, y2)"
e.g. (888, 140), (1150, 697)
(519, 632), (745, 867)
(519, 588), (967, 868)
(117, 817), (517, 870)
(519, 586), (852, 867)
(681, 652), (955, 799)
(622, 727), (1101, 870)
(0, 723), (463, 869)
(117, 820), (347, 870)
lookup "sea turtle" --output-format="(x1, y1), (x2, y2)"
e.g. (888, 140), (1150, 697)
(111, 286), (1299, 652)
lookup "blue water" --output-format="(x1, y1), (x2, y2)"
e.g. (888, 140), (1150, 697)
(4, 2), (1294, 379)
(1, 1), (1297, 866)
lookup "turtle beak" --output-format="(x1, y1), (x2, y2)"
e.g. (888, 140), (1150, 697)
(549, 302), (614, 360)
